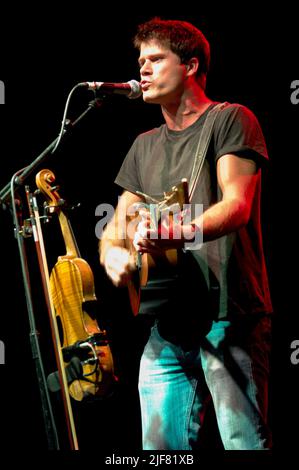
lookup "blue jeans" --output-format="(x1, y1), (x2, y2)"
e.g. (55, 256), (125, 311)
(138, 315), (272, 450)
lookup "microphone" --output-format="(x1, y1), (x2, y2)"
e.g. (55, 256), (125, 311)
(81, 79), (142, 99)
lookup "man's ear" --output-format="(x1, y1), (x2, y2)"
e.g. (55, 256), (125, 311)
(186, 58), (199, 76)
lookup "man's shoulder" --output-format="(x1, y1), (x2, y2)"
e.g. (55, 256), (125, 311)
(214, 102), (260, 127)
(218, 102), (257, 117)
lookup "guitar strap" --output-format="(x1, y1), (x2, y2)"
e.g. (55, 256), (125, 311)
(187, 102), (230, 320)
(189, 101), (229, 201)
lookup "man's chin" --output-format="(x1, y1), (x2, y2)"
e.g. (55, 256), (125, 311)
(143, 94), (161, 104)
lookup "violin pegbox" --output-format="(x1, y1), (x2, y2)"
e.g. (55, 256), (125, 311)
(36, 169), (65, 214)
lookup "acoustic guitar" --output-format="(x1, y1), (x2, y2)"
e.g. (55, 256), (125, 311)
(126, 178), (190, 315)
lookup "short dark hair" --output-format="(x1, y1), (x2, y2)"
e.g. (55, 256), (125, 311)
(134, 18), (210, 80)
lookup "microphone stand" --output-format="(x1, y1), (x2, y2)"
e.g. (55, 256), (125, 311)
(0, 98), (103, 208)
(0, 97), (104, 449)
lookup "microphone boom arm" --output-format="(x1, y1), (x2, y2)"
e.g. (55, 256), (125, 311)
(0, 97), (103, 209)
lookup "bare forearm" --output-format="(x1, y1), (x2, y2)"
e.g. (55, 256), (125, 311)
(193, 198), (249, 242)
(99, 220), (125, 265)
(192, 157), (258, 242)
(99, 190), (144, 266)
(99, 215), (136, 287)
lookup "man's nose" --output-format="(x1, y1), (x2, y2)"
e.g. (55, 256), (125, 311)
(140, 61), (152, 75)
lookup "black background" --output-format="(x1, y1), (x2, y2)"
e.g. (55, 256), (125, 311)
(0, 5), (298, 463)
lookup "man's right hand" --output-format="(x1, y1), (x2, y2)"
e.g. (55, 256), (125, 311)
(102, 246), (136, 287)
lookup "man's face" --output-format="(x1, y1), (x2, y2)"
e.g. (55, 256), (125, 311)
(138, 40), (187, 104)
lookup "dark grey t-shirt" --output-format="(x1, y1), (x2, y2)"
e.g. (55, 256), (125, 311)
(115, 102), (273, 320)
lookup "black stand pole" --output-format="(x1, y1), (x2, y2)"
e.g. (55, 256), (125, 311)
(0, 97), (104, 449)
(11, 178), (60, 449)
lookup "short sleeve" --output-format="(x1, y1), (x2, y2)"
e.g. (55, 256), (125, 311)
(114, 136), (143, 194)
(213, 104), (269, 166)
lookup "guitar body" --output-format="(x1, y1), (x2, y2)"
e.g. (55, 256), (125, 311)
(127, 250), (178, 316)
(127, 179), (189, 316)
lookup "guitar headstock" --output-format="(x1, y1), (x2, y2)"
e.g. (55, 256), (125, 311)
(160, 178), (189, 210)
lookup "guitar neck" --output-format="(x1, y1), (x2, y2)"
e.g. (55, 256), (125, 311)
(58, 211), (80, 258)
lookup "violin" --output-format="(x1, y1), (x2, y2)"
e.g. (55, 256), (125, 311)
(36, 169), (115, 402)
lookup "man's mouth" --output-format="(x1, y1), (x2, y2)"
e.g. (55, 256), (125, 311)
(141, 81), (151, 90)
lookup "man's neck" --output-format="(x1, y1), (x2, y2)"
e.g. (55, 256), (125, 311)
(161, 89), (212, 131)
